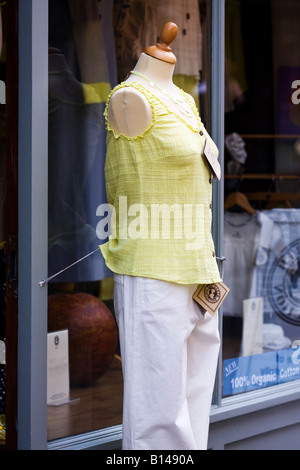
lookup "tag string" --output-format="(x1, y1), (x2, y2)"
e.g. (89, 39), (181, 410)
(38, 247), (100, 287)
(39, 250), (226, 286)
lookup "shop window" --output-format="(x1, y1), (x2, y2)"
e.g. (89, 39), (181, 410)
(47, 0), (212, 442)
(222, 0), (300, 398)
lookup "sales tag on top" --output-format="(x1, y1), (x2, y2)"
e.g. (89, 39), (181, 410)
(203, 139), (221, 180)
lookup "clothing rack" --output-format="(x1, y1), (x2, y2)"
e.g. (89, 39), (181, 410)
(245, 192), (300, 209)
(225, 174), (300, 210)
(224, 190), (300, 211)
(226, 134), (300, 140)
(225, 174), (300, 181)
(224, 191), (256, 214)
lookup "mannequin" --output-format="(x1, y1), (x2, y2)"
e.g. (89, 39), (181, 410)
(101, 23), (221, 451)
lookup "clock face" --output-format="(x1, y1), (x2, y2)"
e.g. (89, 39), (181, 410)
(267, 239), (300, 326)
(0, 340), (5, 364)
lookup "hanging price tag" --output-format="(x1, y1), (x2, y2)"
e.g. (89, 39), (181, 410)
(193, 282), (230, 316)
(203, 139), (221, 180)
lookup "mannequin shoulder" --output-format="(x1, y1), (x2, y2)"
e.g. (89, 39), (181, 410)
(107, 86), (153, 138)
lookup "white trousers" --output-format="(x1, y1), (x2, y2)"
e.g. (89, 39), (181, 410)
(114, 274), (220, 451)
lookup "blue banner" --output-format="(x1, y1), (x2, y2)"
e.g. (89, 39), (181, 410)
(278, 348), (300, 384)
(223, 347), (300, 396)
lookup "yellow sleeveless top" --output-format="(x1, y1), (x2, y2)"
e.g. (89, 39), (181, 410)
(100, 82), (221, 285)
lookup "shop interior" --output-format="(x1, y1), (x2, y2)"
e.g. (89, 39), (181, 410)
(46, 0), (212, 441)
(222, 0), (300, 396)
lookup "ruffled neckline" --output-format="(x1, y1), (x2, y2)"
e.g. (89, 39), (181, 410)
(104, 81), (203, 139)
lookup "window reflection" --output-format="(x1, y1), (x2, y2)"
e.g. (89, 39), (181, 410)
(223, 0), (300, 397)
(47, 0), (211, 441)
(47, 0), (121, 441)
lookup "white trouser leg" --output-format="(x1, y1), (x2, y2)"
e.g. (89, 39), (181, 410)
(186, 312), (220, 449)
(113, 274), (220, 451)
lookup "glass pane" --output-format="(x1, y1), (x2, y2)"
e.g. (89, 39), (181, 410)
(47, 0), (211, 442)
(222, 0), (300, 398)
(47, 0), (121, 441)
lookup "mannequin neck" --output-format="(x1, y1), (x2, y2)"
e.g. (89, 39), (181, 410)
(129, 53), (176, 90)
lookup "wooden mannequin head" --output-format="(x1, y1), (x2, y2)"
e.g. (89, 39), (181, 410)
(145, 22), (178, 64)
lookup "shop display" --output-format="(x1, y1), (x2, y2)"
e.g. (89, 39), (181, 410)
(223, 211), (261, 317)
(223, 209), (300, 319)
(223, 206), (300, 391)
(100, 19), (222, 450)
(222, 0), (300, 402)
(44, 0), (300, 446)
(45, 0), (222, 444)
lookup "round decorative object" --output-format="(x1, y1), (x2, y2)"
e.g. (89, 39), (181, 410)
(48, 292), (118, 386)
(267, 239), (300, 326)
(204, 284), (221, 304)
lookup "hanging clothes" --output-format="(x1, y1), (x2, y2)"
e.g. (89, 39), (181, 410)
(223, 211), (261, 316)
(48, 1), (118, 282)
(156, 0), (203, 109)
(225, 0), (248, 112)
(113, 0), (158, 82)
(68, 0), (117, 95)
(48, 52), (111, 282)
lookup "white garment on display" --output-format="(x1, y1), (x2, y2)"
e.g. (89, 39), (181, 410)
(223, 212), (261, 316)
(156, 0), (203, 78)
(114, 274), (220, 450)
(223, 210), (284, 317)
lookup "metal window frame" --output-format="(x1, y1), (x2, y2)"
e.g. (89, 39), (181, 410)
(211, 0), (225, 408)
(18, 0), (48, 449)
